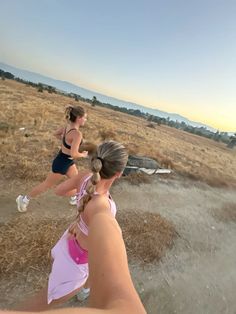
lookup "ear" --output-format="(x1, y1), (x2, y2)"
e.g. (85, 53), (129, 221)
(116, 171), (122, 178)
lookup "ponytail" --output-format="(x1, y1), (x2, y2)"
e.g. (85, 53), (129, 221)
(77, 141), (128, 214)
(65, 106), (74, 121)
(65, 105), (85, 122)
(78, 158), (103, 213)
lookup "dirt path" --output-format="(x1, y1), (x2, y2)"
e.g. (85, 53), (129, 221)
(0, 177), (236, 313)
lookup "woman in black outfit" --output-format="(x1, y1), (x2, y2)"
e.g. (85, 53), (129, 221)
(16, 105), (88, 212)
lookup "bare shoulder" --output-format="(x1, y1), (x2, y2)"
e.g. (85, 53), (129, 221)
(71, 129), (82, 140)
(85, 195), (112, 222)
(71, 128), (81, 135)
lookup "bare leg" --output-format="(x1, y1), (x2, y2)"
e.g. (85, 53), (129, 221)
(28, 172), (63, 198)
(28, 164), (77, 199)
(66, 164), (78, 203)
(66, 164), (78, 179)
(16, 285), (83, 312)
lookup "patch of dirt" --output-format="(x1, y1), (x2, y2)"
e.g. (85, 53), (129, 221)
(211, 202), (236, 223)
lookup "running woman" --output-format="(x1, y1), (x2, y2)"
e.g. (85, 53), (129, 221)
(16, 105), (88, 212)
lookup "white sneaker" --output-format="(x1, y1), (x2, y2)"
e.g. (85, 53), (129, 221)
(77, 287), (90, 302)
(16, 195), (29, 212)
(69, 195), (77, 206)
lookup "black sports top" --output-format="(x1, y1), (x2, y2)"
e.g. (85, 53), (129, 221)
(62, 128), (83, 150)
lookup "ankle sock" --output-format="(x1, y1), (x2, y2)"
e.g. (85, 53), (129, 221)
(82, 288), (90, 293)
(23, 195), (30, 203)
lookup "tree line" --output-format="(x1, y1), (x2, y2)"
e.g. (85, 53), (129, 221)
(1, 68), (235, 148)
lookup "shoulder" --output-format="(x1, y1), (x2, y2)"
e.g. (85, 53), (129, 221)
(85, 195), (112, 222)
(71, 129), (82, 139)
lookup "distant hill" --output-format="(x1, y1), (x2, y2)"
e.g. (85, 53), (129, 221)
(0, 62), (225, 132)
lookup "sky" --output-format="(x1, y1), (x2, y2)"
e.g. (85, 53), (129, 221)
(0, 0), (236, 131)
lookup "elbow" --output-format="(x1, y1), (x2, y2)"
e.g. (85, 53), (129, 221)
(70, 150), (77, 159)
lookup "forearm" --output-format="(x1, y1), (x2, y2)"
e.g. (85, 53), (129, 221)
(71, 152), (87, 159)
(88, 214), (146, 313)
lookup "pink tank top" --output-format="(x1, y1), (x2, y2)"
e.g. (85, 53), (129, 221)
(76, 175), (117, 236)
(68, 175), (117, 264)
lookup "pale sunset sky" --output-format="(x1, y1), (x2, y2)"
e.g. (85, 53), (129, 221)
(0, 0), (235, 131)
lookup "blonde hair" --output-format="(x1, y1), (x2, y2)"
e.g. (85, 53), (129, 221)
(78, 141), (128, 213)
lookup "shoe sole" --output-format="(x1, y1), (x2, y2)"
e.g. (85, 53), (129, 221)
(69, 201), (77, 206)
(77, 293), (90, 302)
(16, 196), (27, 213)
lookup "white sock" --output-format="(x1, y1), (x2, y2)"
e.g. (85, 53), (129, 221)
(23, 195), (30, 202)
(82, 287), (90, 293)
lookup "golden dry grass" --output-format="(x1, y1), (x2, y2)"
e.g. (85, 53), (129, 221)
(1, 79), (236, 187)
(117, 210), (176, 263)
(0, 211), (175, 293)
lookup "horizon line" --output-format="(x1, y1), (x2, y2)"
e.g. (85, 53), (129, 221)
(0, 61), (234, 133)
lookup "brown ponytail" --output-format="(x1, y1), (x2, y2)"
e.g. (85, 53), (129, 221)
(77, 158), (103, 213)
(65, 105), (85, 122)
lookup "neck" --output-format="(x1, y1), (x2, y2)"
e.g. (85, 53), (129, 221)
(95, 178), (114, 195)
(69, 122), (80, 130)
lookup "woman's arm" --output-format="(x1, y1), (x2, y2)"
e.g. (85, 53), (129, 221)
(55, 171), (90, 196)
(70, 131), (88, 159)
(88, 213), (146, 314)
(0, 212), (146, 314)
(53, 127), (64, 140)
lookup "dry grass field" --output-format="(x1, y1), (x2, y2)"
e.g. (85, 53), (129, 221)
(0, 79), (236, 313)
(0, 79), (236, 187)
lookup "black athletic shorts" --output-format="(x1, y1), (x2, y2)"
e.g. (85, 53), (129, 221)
(52, 150), (74, 175)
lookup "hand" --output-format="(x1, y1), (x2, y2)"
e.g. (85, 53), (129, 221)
(81, 151), (88, 158)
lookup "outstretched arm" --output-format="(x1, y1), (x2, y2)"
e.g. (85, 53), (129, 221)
(0, 213), (146, 314)
(88, 213), (146, 313)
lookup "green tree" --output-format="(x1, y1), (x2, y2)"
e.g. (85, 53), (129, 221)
(47, 85), (56, 93)
(92, 96), (98, 107)
(227, 133), (236, 148)
(37, 83), (43, 92)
